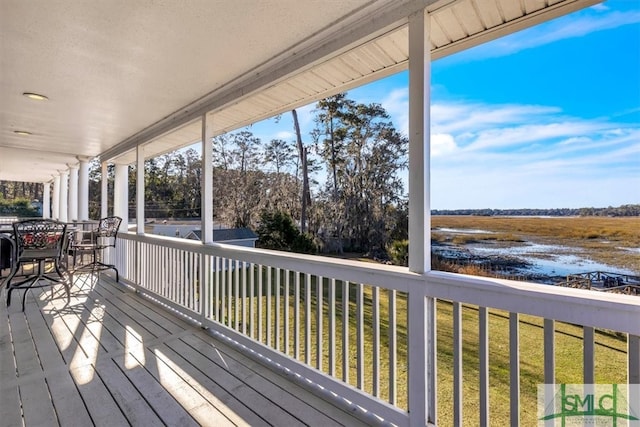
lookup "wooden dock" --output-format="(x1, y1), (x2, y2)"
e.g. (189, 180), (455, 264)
(0, 273), (367, 426)
(555, 271), (640, 295)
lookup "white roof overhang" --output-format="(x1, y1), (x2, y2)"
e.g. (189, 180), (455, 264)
(0, 0), (601, 182)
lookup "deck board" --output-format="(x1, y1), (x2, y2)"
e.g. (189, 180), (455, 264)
(177, 334), (353, 427)
(0, 306), (23, 427)
(43, 369), (95, 427)
(19, 376), (59, 426)
(71, 363), (130, 427)
(23, 303), (69, 373)
(189, 332), (369, 426)
(94, 358), (165, 426)
(162, 338), (299, 426)
(0, 272), (366, 426)
(152, 341), (272, 426)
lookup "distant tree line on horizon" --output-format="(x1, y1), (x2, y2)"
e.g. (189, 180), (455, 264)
(431, 205), (640, 217)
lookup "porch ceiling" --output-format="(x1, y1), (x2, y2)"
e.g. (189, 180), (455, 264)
(1, 0), (600, 182)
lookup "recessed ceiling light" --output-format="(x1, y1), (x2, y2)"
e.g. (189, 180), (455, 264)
(14, 130), (32, 136)
(23, 92), (48, 101)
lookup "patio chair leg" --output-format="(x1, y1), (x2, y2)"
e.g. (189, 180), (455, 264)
(21, 288), (29, 312)
(4, 266), (19, 307)
(20, 278), (44, 311)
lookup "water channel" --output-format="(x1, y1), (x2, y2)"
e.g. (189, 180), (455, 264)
(431, 227), (640, 281)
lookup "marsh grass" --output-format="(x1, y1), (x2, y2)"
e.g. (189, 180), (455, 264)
(433, 232), (525, 245)
(432, 216), (640, 274)
(432, 215), (640, 243)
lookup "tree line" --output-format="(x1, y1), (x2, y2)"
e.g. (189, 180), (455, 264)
(86, 93), (410, 255)
(0, 182), (41, 204)
(431, 205), (640, 217)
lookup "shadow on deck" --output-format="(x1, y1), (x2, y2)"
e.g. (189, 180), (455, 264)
(0, 273), (366, 426)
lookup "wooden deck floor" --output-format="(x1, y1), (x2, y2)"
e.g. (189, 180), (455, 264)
(0, 273), (368, 427)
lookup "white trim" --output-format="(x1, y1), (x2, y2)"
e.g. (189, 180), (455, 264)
(114, 164), (128, 231)
(136, 146), (145, 234)
(78, 158), (90, 220)
(201, 113), (214, 244)
(42, 182), (51, 219)
(52, 175), (60, 220)
(101, 162), (108, 218)
(59, 170), (69, 223)
(68, 164), (78, 221)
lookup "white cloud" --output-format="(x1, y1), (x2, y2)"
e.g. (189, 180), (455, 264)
(591, 4), (609, 13)
(447, 9), (640, 62)
(431, 133), (458, 156)
(558, 136), (592, 146)
(466, 121), (603, 151)
(427, 99), (640, 208)
(381, 87), (409, 136)
(275, 131), (294, 139)
(432, 104), (561, 136)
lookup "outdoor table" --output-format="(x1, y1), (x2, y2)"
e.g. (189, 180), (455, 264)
(0, 221), (78, 275)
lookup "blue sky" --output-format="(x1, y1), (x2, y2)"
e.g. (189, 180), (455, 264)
(245, 0), (640, 210)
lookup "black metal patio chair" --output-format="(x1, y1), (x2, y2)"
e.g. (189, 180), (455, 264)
(69, 216), (122, 281)
(4, 219), (71, 311)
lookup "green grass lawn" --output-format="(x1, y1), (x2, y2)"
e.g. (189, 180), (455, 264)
(435, 301), (627, 426)
(212, 266), (630, 425)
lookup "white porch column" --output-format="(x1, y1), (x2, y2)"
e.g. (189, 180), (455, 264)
(200, 112), (215, 321)
(59, 170), (69, 223)
(201, 112), (214, 244)
(52, 175), (60, 220)
(407, 9), (435, 427)
(68, 164), (79, 221)
(42, 182), (51, 219)
(113, 163), (129, 232)
(101, 162), (108, 219)
(408, 14), (431, 274)
(136, 146), (145, 234)
(78, 157), (90, 220)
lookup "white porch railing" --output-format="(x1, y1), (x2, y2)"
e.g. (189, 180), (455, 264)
(112, 232), (640, 427)
(0, 216), (19, 225)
